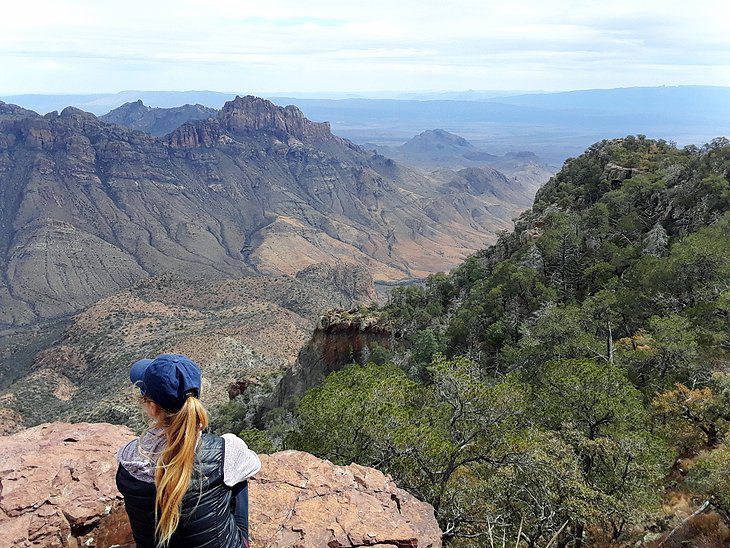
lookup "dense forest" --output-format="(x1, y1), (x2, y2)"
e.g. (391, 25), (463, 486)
(221, 136), (730, 546)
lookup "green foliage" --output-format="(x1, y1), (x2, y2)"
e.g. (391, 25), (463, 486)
(238, 428), (276, 454)
(285, 138), (730, 545)
(528, 360), (669, 536)
(382, 138), (730, 389)
(289, 362), (419, 464)
(531, 359), (644, 438)
(686, 444), (730, 515)
(367, 342), (393, 365)
(209, 400), (249, 436)
(653, 373), (730, 452)
(290, 357), (668, 544)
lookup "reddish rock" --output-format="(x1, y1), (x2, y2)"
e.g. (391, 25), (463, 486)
(251, 450), (442, 548)
(0, 422), (135, 547)
(1, 423), (442, 548)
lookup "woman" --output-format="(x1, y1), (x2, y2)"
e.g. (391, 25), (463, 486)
(116, 354), (260, 547)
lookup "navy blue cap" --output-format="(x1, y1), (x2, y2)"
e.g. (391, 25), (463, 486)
(130, 359), (153, 392)
(129, 354), (202, 411)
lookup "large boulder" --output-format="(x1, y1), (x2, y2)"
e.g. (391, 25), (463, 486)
(252, 450), (441, 547)
(0, 423), (442, 547)
(0, 422), (135, 547)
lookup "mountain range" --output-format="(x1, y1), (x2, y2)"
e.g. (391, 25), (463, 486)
(99, 100), (216, 136)
(4, 86), (728, 164)
(370, 129), (555, 190)
(0, 95), (536, 327)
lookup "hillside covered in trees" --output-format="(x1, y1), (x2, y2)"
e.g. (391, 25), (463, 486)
(225, 136), (730, 546)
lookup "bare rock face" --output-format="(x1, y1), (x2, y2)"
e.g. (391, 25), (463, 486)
(0, 422), (135, 548)
(602, 162), (639, 186)
(0, 423), (442, 548)
(251, 450), (442, 548)
(219, 95), (336, 143)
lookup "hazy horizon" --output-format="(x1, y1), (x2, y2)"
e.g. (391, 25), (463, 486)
(5, 83), (730, 98)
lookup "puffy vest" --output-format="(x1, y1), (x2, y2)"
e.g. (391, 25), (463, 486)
(116, 433), (243, 548)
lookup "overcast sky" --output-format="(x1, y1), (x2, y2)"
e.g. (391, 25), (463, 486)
(1, 0), (728, 94)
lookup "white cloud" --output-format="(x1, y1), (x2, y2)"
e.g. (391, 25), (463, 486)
(0, 0), (727, 93)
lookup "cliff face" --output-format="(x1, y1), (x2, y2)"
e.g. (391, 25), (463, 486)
(0, 95), (529, 327)
(0, 422), (442, 548)
(256, 309), (392, 422)
(216, 95), (339, 143)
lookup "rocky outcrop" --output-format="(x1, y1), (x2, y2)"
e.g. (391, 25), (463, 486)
(602, 162), (640, 187)
(0, 422), (135, 548)
(0, 423), (442, 548)
(252, 450), (441, 548)
(218, 95), (337, 143)
(257, 309), (393, 420)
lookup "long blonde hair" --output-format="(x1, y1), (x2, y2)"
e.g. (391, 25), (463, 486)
(150, 395), (209, 546)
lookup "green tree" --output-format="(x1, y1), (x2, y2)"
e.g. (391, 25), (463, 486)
(531, 360), (669, 541)
(686, 444), (730, 517)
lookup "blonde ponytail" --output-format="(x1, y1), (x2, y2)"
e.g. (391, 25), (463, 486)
(154, 396), (209, 546)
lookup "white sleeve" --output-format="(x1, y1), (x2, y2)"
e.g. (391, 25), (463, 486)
(221, 433), (262, 487)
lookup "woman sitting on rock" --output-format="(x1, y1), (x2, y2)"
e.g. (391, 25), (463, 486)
(116, 354), (260, 547)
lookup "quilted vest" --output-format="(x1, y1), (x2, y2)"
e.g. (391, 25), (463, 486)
(116, 433), (243, 548)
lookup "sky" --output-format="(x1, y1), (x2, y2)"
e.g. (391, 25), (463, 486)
(1, 0), (729, 94)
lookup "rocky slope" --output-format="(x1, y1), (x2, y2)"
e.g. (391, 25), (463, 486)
(0, 265), (375, 432)
(0, 422), (442, 548)
(100, 100), (216, 136)
(0, 96), (529, 327)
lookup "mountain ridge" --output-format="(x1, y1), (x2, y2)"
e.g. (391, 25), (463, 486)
(0, 95), (533, 327)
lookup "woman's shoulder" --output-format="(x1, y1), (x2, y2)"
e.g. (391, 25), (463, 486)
(117, 436), (140, 463)
(219, 432), (253, 451)
(219, 433), (261, 486)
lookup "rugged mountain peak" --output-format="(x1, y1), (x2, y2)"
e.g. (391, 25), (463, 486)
(218, 95), (334, 141)
(108, 99), (149, 117)
(0, 100), (38, 119)
(101, 100), (217, 137)
(58, 105), (97, 123)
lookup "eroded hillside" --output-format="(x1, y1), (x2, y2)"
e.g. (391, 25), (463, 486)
(0, 264), (375, 433)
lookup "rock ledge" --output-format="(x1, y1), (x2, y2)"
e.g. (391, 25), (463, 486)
(0, 423), (442, 547)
